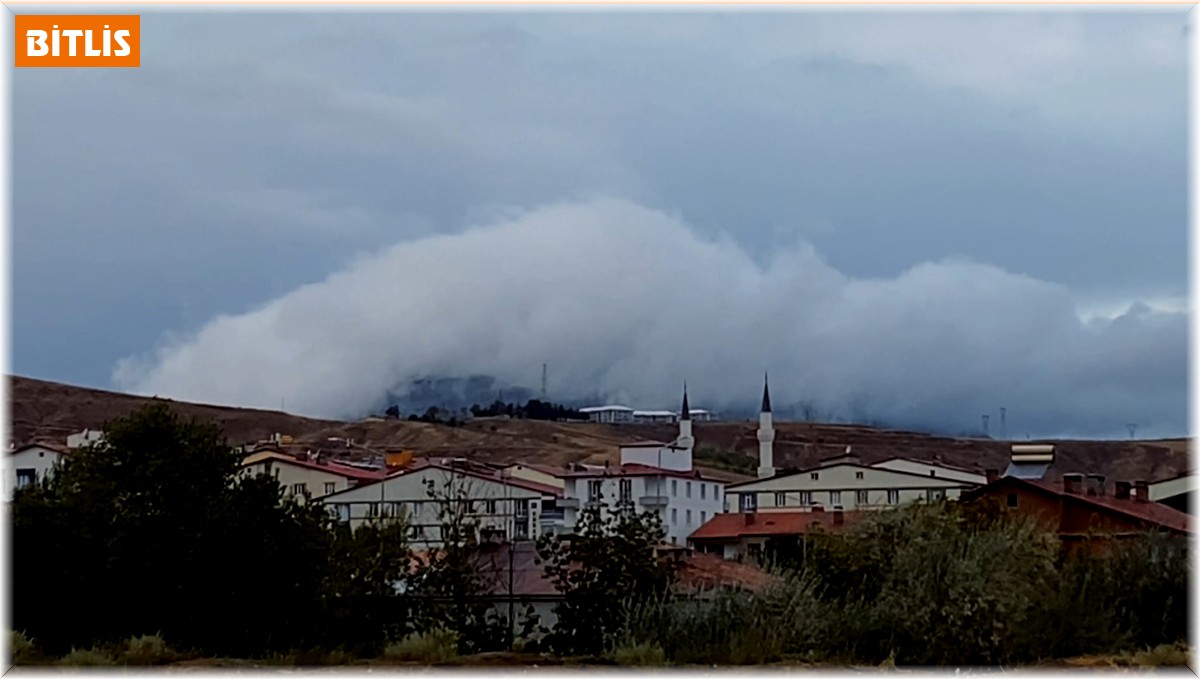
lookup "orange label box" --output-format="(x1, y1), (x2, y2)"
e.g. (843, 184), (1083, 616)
(15, 15), (139, 68)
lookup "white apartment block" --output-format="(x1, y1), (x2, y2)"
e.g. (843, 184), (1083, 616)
(725, 460), (973, 513)
(320, 461), (561, 547)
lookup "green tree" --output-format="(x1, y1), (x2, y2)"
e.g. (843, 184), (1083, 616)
(536, 501), (679, 656)
(10, 403), (409, 658)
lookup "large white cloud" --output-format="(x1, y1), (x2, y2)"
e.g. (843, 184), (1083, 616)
(113, 198), (1186, 439)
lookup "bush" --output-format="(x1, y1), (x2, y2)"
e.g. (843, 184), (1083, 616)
(59, 647), (115, 666)
(120, 634), (174, 665)
(610, 642), (666, 666)
(383, 630), (459, 663)
(1125, 643), (1191, 667)
(8, 630), (43, 665)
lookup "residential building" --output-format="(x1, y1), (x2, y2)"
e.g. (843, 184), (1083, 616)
(632, 410), (678, 424)
(960, 473), (1192, 553)
(1149, 473), (1194, 514)
(6, 443), (69, 500)
(689, 508), (864, 561)
(579, 405), (635, 424)
(561, 387), (725, 545)
(870, 457), (987, 486)
(66, 429), (104, 450)
(239, 450), (384, 503)
(320, 459), (562, 546)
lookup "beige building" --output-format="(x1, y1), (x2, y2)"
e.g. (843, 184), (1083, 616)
(725, 459), (973, 513)
(239, 453), (383, 503)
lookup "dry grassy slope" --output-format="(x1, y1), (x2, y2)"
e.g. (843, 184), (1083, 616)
(7, 375), (1191, 483)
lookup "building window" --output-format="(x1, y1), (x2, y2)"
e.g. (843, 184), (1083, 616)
(700, 511), (707, 523)
(672, 480), (678, 496)
(292, 483), (306, 496)
(619, 479), (633, 502)
(515, 502), (530, 539)
(686, 482), (692, 499)
(829, 491), (841, 506)
(672, 508), (678, 524)
(930, 470), (936, 477)
(686, 509), (692, 525)
(588, 480), (603, 502)
(335, 505), (350, 523)
(324, 482), (336, 495)
(486, 500), (497, 514)
(413, 501), (423, 516)
(741, 493), (757, 512)
(855, 471), (864, 480)
(411, 525), (425, 539)
(927, 489), (946, 502)
(887, 490), (899, 504)
(811, 472), (819, 480)
(715, 487), (721, 503)
(15, 469), (35, 489)
(799, 491), (812, 506)
(856, 490), (869, 505)
(1006, 493), (1018, 508)
(701, 484), (707, 500)
(775, 492), (787, 507)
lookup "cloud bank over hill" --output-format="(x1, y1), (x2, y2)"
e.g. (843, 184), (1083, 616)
(113, 198), (1186, 439)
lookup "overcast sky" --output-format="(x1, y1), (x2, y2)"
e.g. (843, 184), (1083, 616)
(12, 9), (1189, 438)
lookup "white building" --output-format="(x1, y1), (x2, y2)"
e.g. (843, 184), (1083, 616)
(716, 375), (982, 514)
(561, 387), (725, 545)
(6, 443), (69, 500)
(579, 405), (635, 423)
(320, 460), (563, 546)
(632, 410), (678, 424)
(66, 429), (104, 449)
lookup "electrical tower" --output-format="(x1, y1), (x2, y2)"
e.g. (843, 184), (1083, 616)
(1127, 423), (1138, 439)
(1000, 407), (1007, 440)
(982, 414), (990, 438)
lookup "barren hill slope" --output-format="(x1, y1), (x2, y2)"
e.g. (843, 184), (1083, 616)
(7, 375), (1190, 483)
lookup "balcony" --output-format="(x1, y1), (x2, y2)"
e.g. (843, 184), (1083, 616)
(639, 495), (670, 509)
(558, 497), (580, 509)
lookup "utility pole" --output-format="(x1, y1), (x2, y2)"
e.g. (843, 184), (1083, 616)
(1000, 407), (1007, 440)
(982, 414), (990, 438)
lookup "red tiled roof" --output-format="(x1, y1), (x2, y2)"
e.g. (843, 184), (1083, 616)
(688, 510), (867, 542)
(561, 462), (722, 482)
(963, 477), (1192, 535)
(241, 455), (385, 482)
(10, 441), (71, 456)
(382, 459), (563, 498)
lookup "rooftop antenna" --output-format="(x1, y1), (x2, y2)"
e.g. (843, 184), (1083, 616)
(541, 363), (548, 401)
(1127, 423), (1138, 439)
(1000, 407), (1007, 440)
(982, 414), (990, 438)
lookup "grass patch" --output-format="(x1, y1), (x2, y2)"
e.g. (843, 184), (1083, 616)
(609, 642), (666, 666)
(383, 630), (460, 663)
(59, 647), (116, 666)
(120, 634), (175, 665)
(8, 630), (45, 666)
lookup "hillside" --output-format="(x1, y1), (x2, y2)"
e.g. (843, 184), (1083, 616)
(7, 375), (1191, 483)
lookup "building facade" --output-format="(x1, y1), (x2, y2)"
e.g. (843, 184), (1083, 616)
(320, 461), (560, 546)
(239, 452), (383, 503)
(579, 406), (635, 423)
(6, 443), (69, 500)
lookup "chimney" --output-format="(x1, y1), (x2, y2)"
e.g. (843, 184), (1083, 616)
(1114, 481), (1132, 500)
(1062, 473), (1085, 495)
(811, 505), (825, 513)
(985, 468), (1000, 484)
(1134, 480), (1149, 503)
(833, 509), (844, 526)
(1086, 474), (1106, 497)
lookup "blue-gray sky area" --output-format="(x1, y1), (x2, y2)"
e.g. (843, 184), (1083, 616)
(12, 10), (1188, 438)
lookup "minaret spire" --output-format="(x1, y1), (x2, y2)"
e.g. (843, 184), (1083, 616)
(757, 373), (776, 479)
(681, 382), (691, 421)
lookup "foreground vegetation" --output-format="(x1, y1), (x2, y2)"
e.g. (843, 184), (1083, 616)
(8, 404), (1191, 668)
